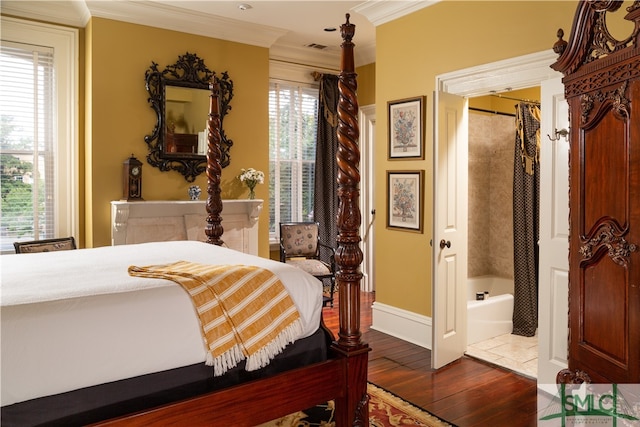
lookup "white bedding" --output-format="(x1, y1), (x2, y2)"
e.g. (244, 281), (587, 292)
(0, 241), (323, 406)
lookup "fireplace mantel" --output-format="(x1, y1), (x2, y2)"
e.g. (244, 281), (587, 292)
(111, 200), (263, 255)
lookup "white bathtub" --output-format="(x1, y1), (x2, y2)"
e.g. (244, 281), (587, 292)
(467, 276), (514, 345)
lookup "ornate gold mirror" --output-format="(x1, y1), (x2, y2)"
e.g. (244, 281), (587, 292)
(144, 52), (233, 182)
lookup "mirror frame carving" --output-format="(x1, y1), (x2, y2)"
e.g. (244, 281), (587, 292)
(144, 52), (233, 182)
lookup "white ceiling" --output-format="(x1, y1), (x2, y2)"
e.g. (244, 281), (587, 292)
(1, 1), (436, 68)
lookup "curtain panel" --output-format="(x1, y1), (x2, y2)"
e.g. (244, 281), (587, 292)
(512, 102), (541, 337)
(313, 74), (339, 265)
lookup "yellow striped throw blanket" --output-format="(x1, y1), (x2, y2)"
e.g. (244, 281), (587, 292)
(128, 261), (303, 376)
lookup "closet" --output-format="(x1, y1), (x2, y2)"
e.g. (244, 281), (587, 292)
(551, 1), (639, 384)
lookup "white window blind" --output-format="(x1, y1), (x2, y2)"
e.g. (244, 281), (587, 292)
(268, 81), (318, 238)
(0, 41), (56, 248)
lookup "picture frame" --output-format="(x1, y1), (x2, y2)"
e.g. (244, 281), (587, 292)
(387, 170), (424, 233)
(388, 96), (425, 159)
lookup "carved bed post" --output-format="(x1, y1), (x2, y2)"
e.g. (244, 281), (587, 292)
(332, 14), (370, 427)
(205, 78), (224, 246)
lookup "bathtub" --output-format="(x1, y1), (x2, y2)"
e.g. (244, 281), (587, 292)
(467, 276), (514, 345)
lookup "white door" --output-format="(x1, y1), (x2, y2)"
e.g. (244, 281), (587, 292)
(359, 105), (376, 292)
(537, 78), (569, 386)
(432, 91), (468, 369)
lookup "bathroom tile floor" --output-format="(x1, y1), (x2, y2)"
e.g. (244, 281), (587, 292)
(465, 332), (538, 379)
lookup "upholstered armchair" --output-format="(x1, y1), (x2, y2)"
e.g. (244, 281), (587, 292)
(279, 222), (336, 307)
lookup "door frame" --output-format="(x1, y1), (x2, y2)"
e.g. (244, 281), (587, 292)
(359, 105), (376, 292)
(538, 77), (570, 387)
(432, 50), (562, 368)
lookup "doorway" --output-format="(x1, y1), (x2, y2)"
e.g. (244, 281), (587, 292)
(360, 105), (376, 292)
(432, 50), (564, 371)
(464, 89), (540, 378)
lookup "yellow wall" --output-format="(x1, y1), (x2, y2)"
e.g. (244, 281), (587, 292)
(85, 18), (270, 255)
(356, 62), (376, 107)
(374, 1), (578, 317)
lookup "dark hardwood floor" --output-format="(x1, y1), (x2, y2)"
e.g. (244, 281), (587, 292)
(323, 291), (538, 427)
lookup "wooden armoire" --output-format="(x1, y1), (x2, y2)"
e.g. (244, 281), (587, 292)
(551, 0), (639, 384)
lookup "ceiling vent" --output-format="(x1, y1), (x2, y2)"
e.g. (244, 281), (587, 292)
(306, 43), (328, 50)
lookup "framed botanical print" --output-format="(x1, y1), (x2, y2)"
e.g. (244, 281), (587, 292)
(388, 96), (425, 159)
(386, 170), (424, 232)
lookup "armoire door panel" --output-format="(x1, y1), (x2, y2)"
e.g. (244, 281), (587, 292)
(575, 258), (630, 384)
(581, 113), (629, 234)
(580, 260), (627, 362)
(568, 81), (639, 384)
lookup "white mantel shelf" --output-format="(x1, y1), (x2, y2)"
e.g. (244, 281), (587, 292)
(111, 199), (263, 255)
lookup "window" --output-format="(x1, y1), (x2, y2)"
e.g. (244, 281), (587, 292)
(0, 18), (78, 253)
(268, 81), (319, 240)
(1, 42), (55, 246)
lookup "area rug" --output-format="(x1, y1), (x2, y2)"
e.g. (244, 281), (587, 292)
(259, 383), (453, 426)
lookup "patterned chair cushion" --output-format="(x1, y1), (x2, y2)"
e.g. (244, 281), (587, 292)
(281, 223), (319, 258)
(285, 259), (331, 277)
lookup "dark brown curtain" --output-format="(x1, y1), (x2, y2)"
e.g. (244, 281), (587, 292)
(512, 102), (541, 337)
(313, 74), (339, 264)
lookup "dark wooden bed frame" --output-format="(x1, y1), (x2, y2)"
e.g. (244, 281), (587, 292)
(94, 14), (369, 426)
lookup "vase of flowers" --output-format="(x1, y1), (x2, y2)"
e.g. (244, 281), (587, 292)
(239, 168), (264, 200)
(188, 185), (202, 200)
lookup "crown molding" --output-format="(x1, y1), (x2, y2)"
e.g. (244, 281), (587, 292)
(1, 1), (376, 67)
(85, 1), (286, 48)
(270, 42), (341, 71)
(1, 1), (91, 27)
(270, 39), (375, 69)
(353, 0), (439, 26)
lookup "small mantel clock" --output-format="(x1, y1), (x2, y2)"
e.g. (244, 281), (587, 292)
(122, 155), (144, 201)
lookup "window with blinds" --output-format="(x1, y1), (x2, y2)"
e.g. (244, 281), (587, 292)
(268, 82), (319, 238)
(0, 42), (56, 248)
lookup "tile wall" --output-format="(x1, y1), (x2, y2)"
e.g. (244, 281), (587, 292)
(468, 113), (515, 279)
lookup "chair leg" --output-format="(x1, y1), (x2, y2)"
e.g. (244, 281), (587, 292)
(321, 277), (336, 308)
(329, 277), (335, 308)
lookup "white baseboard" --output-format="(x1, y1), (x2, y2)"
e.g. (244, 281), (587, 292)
(371, 301), (432, 350)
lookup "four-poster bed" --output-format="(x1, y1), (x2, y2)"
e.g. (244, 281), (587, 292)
(1, 14), (369, 426)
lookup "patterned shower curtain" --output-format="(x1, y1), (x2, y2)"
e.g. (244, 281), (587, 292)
(313, 74), (339, 265)
(512, 102), (541, 337)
